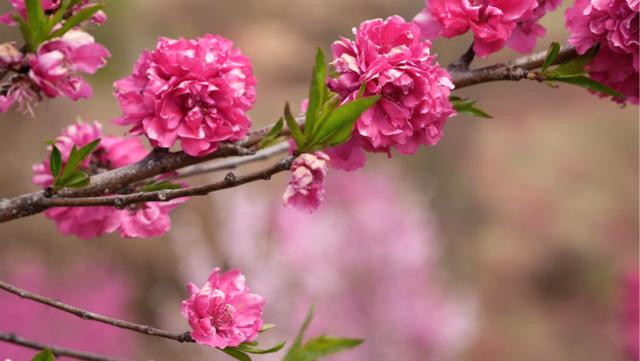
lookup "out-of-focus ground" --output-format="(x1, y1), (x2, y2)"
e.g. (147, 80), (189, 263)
(0, 1), (638, 361)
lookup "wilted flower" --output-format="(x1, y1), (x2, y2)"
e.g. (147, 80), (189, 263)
(32, 121), (188, 239)
(566, 0), (639, 104)
(283, 152), (329, 213)
(327, 16), (455, 170)
(114, 34), (256, 157)
(28, 30), (110, 101)
(0, 42), (23, 67)
(181, 268), (265, 348)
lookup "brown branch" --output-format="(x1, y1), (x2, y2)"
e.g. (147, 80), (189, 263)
(0, 44), (579, 223)
(0, 280), (193, 343)
(451, 44), (578, 89)
(0, 332), (128, 361)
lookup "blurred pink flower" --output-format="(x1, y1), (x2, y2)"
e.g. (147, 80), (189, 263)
(218, 171), (476, 361)
(508, 0), (563, 53)
(181, 268), (265, 348)
(327, 16), (455, 170)
(283, 152), (329, 213)
(0, 258), (134, 359)
(114, 34), (256, 157)
(622, 271), (639, 361)
(32, 121), (187, 239)
(0, 0), (106, 26)
(414, 0), (539, 56)
(28, 30), (110, 101)
(566, 0), (639, 104)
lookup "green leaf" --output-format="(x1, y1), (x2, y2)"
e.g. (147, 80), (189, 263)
(289, 336), (364, 361)
(450, 96), (493, 119)
(49, 0), (75, 30)
(550, 76), (624, 98)
(222, 348), (252, 361)
(61, 170), (90, 188)
(284, 103), (305, 148)
(304, 48), (329, 137)
(313, 96), (380, 147)
(56, 139), (100, 186)
(50, 4), (104, 38)
(140, 181), (182, 192)
(541, 42), (560, 73)
(49, 146), (62, 177)
(284, 306), (315, 361)
(257, 118), (284, 149)
(236, 341), (286, 354)
(545, 45), (598, 78)
(31, 349), (56, 361)
(14, 14), (35, 51)
(260, 323), (276, 333)
(25, 0), (48, 46)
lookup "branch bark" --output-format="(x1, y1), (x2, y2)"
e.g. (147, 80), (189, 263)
(0, 44), (579, 224)
(0, 332), (129, 361)
(0, 280), (193, 343)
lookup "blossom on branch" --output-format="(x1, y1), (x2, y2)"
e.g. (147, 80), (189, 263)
(326, 16), (455, 170)
(413, 0), (560, 56)
(566, 0), (639, 104)
(181, 268), (265, 349)
(114, 34), (256, 157)
(29, 30), (110, 101)
(283, 152), (329, 213)
(32, 121), (188, 239)
(0, 0), (106, 26)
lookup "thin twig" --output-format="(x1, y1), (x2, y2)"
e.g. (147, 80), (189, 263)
(0, 332), (129, 361)
(448, 43), (475, 72)
(0, 280), (193, 343)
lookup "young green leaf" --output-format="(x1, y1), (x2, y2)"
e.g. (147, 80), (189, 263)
(259, 323), (276, 333)
(312, 96), (380, 147)
(25, 0), (49, 46)
(545, 45), (598, 79)
(55, 139), (100, 186)
(283, 305), (315, 361)
(61, 170), (90, 188)
(236, 341), (286, 354)
(49, 146), (62, 177)
(550, 76), (624, 98)
(541, 42), (560, 73)
(284, 103), (305, 148)
(49, 0), (76, 30)
(304, 48), (329, 137)
(450, 96), (493, 119)
(222, 348), (252, 361)
(289, 336), (364, 361)
(50, 4), (104, 38)
(31, 349), (56, 361)
(140, 181), (182, 192)
(258, 117), (284, 149)
(13, 14), (35, 51)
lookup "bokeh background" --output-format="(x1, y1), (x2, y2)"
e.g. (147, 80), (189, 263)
(0, 1), (638, 360)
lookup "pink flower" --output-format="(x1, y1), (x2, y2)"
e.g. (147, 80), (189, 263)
(566, 0), (639, 104)
(508, 0), (563, 54)
(181, 268), (265, 348)
(114, 34), (256, 157)
(0, 42), (23, 67)
(28, 30), (110, 101)
(0, 0), (106, 26)
(414, 0), (540, 56)
(32, 121), (188, 239)
(283, 152), (329, 213)
(327, 16), (455, 170)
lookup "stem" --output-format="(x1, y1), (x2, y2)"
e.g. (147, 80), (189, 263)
(0, 332), (129, 361)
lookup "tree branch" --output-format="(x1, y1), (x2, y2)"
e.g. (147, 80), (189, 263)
(0, 280), (194, 343)
(0, 332), (128, 361)
(0, 44), (579, 224)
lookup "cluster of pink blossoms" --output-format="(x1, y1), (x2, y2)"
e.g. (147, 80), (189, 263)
(283, 151), (330, 213)
(181, 268), (265, 349)
(32, 121), (188, 239)
(566, 0), (639, 104)
(113, 34), (256, 157)
(0, 0), (106, 26)
(414, 0), (562, 56)
(326, 16), (455, 171)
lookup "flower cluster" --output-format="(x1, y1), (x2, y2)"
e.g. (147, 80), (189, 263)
(32, 121), (188, 239)
(114, 34), (256, 157)
(0, 30), (110, 114)
(181, 268), (265, 349)
(0, 0), (106, 26)
(283, 151), (330, 213)
(414, 0), (561, 57)
(566, 0), (639, 104)
(326, 16), (455, 171)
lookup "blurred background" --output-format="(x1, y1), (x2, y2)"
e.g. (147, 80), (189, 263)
(0, 1), (638, 360)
